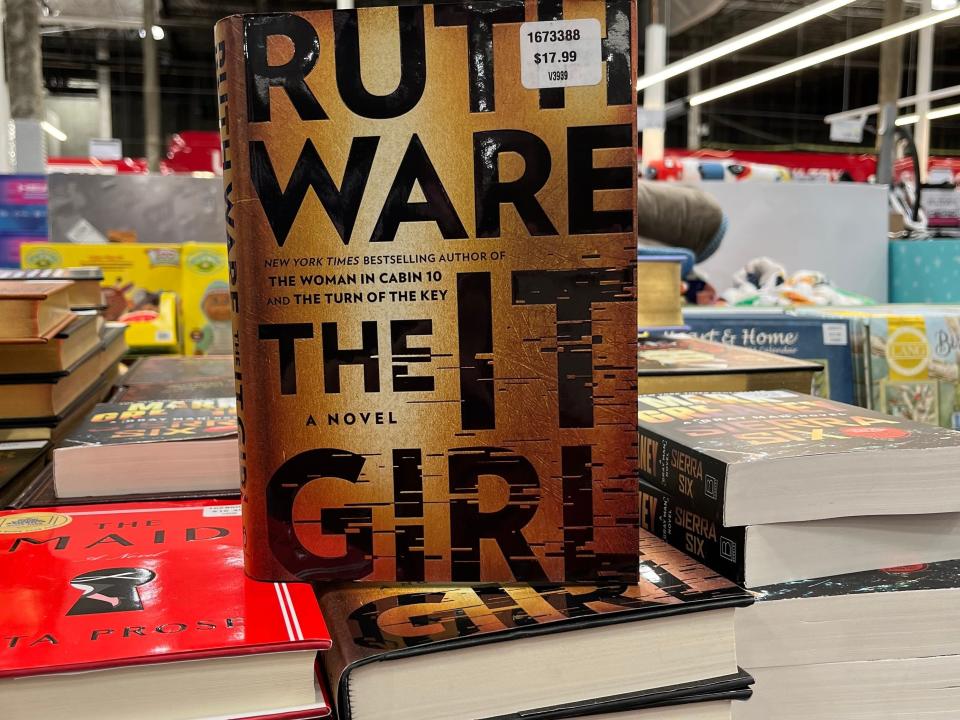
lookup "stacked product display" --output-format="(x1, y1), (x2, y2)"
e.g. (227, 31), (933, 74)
(0, 271), (126, 505)
(5, 1), (960, 719)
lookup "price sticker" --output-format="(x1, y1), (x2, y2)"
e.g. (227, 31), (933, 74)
(519, 19), (602, 90)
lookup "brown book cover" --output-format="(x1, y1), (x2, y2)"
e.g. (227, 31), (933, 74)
(216, 0), (639, 583)
(317, 533), (752, 720)
(0, 323), (127, 421)
(0, 267), (105, 310)
(121, 355), (234, 386)
(638, 335), (821, 394)
(0, 314), (100, 376)
(0, 280), (75, 341)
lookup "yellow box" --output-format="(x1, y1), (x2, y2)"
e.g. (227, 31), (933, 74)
(20, 242), (181, 353)
(180, 242), (231, 355)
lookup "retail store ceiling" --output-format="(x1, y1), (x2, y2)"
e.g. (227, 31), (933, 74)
(34, 0), (960, 153)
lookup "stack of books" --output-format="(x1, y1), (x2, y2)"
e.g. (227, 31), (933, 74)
(0, 500), (755, 720)
(3, 356), (240, 507)
(0, 275), (126, 506)
(639, 334), (821, 394)
(636, 389), (960, 717)
(638, 390), (960, 587)
(682, 307), (856, 404)
(735, 560), (960, 718)
(20, 242), (232, 356)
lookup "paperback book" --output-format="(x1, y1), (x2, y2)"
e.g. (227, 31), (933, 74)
(638, 390), (960, 584)
(217, 0), (640, 583)
(737, 559), (960, 668)
(54, 397), (239, 498)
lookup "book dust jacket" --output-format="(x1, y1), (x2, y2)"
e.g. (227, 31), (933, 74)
(216, 0), (640, 583)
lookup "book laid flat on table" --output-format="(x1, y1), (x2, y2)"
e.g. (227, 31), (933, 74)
(216, 0), (640, 583)
(736, 559), (960, 669)
(0, 362), (119, 437)
(734, 656), (960, 720)
(0, 267), (105, 310)
(483, 677), (751, 720)
(0, 440), (50, 507)
(682, 308), (856, 403)
(638, 390), (960, 585)
(0, 279), (74, 340)
(114, 354), (235, 401)
(0, 500), (331, 720)
(0, 322), (126, 422)
(637, 335), (821, 394)
(318, 533), (752, 720)
(53, 398), (239, 498)
(0, 312), (100, 375)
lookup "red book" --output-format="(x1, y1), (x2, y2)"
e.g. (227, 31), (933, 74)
(0, 499), (331, 720)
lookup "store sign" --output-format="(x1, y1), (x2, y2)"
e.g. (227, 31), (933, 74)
(829, 118), (865, 144)
(88, 138), (123, 160)
(637, 108), (666, 131)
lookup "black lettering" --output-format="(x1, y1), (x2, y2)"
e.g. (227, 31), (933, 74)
(371, 134), (468, 243)
(157, 624), (189, 634)
(474, 130), (557, 238)
(456, 272), (495, 429)
(334, 7), (426, 119)
(567, 124), (633, 234)
(259, 322), (314, 395)
(322, 321), (380, 393)
(266, 448), (373, 581)
(244, 14), (326, 122)
(8, 536), (69, 552)
(186, 527), (229, 542)
(434, 3), (525, 113)
(602, 0), (633, 106)
(393, 449), (425, 581)
(85, 533), (132, 549)
(390, 320), (434, 392)
(448, 448), (546, 582)
(513, 267), (633, 428)
(250, 137), (378, 247)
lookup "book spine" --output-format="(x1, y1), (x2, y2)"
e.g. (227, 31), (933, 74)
(215, 18), (249, 566)
(638, 424), (729, 522)
(639, 479), (745, 585)
(638, 425), (744, 583)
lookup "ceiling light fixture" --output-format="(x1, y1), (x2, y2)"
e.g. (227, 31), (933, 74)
(40, 121), (67, 142)
(636, 0), (856, 92)
(895, 102), (960, 126)
(690, 5), (960, 106)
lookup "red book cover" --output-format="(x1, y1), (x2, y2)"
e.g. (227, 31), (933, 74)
(0, 499), (331, 680)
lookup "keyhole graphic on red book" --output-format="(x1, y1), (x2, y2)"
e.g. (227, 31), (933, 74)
(67, 567), (156, 616)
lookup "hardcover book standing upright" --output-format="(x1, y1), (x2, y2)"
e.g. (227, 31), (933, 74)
(216, 0), (639, 583)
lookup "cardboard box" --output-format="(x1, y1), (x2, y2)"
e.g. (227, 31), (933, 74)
(20, 242), (181, 353)
(180, 242), (230, 355)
